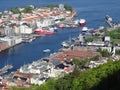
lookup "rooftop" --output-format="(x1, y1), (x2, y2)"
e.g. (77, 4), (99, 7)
(51, 49), (99, 61)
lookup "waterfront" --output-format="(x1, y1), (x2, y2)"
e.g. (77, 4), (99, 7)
(0, 28), (80, 71)
(0, 0), (120, 72)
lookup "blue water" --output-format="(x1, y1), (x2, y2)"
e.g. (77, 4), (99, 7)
(0, 0), (120, 71)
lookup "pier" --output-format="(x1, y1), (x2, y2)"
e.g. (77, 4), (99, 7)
(0, 65), (13, 75)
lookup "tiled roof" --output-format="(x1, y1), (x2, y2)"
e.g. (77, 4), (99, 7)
(52, 50), (98, 61)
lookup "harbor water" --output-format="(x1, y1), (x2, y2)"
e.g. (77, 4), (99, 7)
(0, 0), (120, 72)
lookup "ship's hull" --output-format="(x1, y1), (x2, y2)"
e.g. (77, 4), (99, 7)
(58, 24), (64, 29)
(34, 29), (55, 35)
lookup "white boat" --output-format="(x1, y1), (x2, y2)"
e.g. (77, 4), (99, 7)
(82, 27), (88, 32)
(43, 49), (51, 53)
(79, 19), (86, 27)
(61, 41), (70, 48)
(82, 27), (93, 32)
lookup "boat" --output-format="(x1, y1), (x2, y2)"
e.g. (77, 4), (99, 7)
(81, 27), (88, 32)
(79, 19), (86, 27)
(81, 27), (93, 32)
(105, 15), (119, 28)
(34, 27), (55, 35)
(72, 24), (78, 28)
(43, 49), (51, 53)
(73, 19), (79, 25)
(57, 24), (64, 29)
(61, 41), (70, 48)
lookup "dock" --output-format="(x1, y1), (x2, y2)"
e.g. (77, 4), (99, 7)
(0, 65), (13, 75)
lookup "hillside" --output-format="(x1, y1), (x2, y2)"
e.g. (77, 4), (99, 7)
(11, 60), (120, 90)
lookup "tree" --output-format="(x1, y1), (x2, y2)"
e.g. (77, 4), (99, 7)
(64, 4), (73, 11)
(85, 37), (93, 42)
(22, 6), (33, 13)
(11, 7), (20, 14)
(102, 49), (111, 57)
(46, 4), (59, 9)
(72, 58), (80, 66)
(97, 48), (111, 57)
(115, 49), (120, 55)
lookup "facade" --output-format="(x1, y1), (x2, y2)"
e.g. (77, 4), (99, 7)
(0, 36), (22, 46)
(20, 25), (33, 34)
(36, 18), (55, 27)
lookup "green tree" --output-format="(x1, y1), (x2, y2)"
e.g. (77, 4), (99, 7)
(64, 4), (73, 11)
(11, 7), (20, 14)
(97, 48), (111, 57)
(22, 6), (33, 13)
(102, 49), (111, 57)
(115, 49), (120, 55)
(85, 37), (93, 42)
(72, 58), (80, 66)
(46, 4), (59, 9)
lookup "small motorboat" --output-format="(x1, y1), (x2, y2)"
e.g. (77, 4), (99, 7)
(43, 49), (51, 53)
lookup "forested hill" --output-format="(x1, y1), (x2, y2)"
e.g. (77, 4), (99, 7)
(12, 60), (120, 90)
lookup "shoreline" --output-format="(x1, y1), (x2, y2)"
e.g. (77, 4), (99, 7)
(0, 4), (77, 53)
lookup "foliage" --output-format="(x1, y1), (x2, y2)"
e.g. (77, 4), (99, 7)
(0, 26), (4, 28)
(85, 37), (93, 42)
(111, 39), (120, 45)
(11, 7), (20, 14)
(46, 4), (73, 11)
(115, 49), (120, 55)
(55, 74), (74, 90)
(97, 48), (111, 57)
(72, 58), (80, 66)
(64, 4), (73, 11)
(72, 56), (100, 69)
(11, 60), (120, 90)
(22, 6), (33, 13)
(105, 29), (120, 39)
(79, 55), (100, 68)
(0, 14), (2, 18)
(46, 4), (59, 9)
(35, 78), (56, 90)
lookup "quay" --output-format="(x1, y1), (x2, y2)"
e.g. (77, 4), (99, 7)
(0, 65), (13, 75)
(0, 4), (77, 53)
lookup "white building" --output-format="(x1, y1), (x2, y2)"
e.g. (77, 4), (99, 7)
(20, 25), (33, 34)
(59, 4), (65, 11)
(30, 75), (47, 85)
(104, 36), (110, 42)
(0, 36), (22, 46)
(30, 68), (40, 74)
(36, 18), (55, 27)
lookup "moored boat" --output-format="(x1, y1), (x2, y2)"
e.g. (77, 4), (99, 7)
(57, 24), (64, 29)
(105, 15), (119, 28)
(81, 27), (88, 32)
(72, 24), (78, 28)
(61, 41), (70, 48)
(43, 49), (51, 53)
(34, 27), (55, 35)
(79, 19), (86, 27)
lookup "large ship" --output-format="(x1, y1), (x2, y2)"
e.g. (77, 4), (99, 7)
(34, 27), (55, 35)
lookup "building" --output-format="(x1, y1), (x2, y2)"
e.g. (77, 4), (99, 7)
(20, 24), (33, 34)
(59, 4), (65, 11)
(36, 18), (55, 27)
(0, 36), (22, 46)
